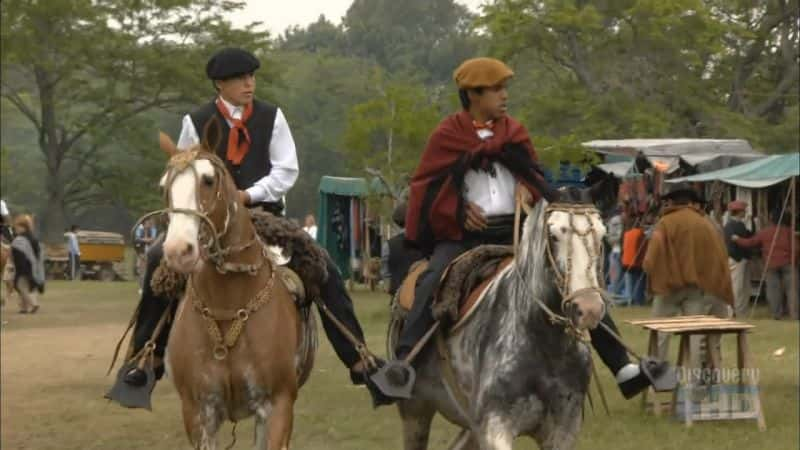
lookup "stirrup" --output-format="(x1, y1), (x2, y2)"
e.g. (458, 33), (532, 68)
(640, 356), (678, 392)
(370, 360), (416, 400)
(104, 361), (156, 410)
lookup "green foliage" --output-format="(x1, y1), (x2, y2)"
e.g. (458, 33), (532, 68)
(271, 50), (378, 218)
(0, 0), (272, 238)
(342, 0), (481, 83)
(1, 0), (797, 235)
(342, 72), (441, 196)
(278, 15), (347, 54)
(481, 0), (799, 161)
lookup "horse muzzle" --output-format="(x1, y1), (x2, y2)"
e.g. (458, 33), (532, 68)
(566, 290), (605, 330)
(163, 238), (201, 273)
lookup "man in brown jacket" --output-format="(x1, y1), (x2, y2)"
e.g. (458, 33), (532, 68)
(643, 183), (733, 369)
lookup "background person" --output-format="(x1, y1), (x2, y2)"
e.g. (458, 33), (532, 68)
(10, 215), (45, 314)
(733, 209), (799, 320)
(65, 225), (81, 280)
(724, 201), (754, 317)
(621, 223), (648, 306)
(643, 183), (733, 369)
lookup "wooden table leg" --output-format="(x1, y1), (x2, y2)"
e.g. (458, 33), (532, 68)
(643, 330), (659, 414)
(707, 332), (722, 383)
(737, 332), (767, 431)
(679, 335), (693, 427)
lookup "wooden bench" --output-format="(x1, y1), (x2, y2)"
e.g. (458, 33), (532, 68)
(627, 315), (766, 430)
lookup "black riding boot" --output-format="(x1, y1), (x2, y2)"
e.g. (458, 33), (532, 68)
(590, 313), (673, 398)
(123, 239), (176, 387)
(317, 255), (371, 374)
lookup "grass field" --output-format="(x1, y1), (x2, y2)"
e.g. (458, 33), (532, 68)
(1, 281), (798, 450)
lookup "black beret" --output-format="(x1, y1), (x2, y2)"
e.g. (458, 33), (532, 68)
(205, 47), (260, 80)
(662, 181), (704, 203)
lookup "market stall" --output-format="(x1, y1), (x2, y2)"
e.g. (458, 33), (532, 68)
(317, 176), (386, 289)
(667, 152), (800, 319)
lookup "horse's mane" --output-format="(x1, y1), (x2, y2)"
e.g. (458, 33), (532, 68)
(512, 200), (557, 310)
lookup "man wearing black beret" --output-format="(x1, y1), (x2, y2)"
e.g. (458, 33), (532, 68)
(116, 48), (384, 405)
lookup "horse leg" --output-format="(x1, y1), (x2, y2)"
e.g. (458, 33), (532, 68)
(254, 403), (272, 450)
(264, 392), (295, 450)
(397, 400), (435, 450)
(180, 397), (222, 450)
(446, 429), (479, 450)
(536, 403), (582, 450)
(477, 415), (514, 450)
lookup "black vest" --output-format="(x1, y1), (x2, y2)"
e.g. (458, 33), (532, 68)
(189, 99), (283, 214)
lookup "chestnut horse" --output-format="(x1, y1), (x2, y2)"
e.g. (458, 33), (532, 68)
(157, 133), (310, 450)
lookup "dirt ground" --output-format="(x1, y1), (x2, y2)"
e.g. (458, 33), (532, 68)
(1, 281), (798, 449)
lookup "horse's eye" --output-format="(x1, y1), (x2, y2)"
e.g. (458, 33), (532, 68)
(560, 226), (568, 235)
(202, 175), (214, 187)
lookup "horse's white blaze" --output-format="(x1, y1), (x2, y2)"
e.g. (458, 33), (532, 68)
(547, 211), (606, 295)
(163, 159), (215, 258)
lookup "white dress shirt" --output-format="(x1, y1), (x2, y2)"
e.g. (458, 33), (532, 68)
(0, 200), (8, 217)
(463, 128), (517, 216)
(176, 97), (299, 204)
(303, 225), (318, 240)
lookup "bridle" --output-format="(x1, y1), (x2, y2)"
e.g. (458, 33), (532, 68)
(517, 200), (608, 338)
(132, 150), (268, 275)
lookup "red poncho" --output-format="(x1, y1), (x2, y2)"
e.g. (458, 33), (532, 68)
(405, 110), (549, 248)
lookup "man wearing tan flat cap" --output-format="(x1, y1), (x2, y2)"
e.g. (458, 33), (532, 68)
(398, 58), (553, 363)
(379, 57), (671, 403)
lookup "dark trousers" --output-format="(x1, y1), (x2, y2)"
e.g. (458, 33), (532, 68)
(396, 240), (476, 357)
(394, 235), (631, 377)
(130, 240), (367, 377)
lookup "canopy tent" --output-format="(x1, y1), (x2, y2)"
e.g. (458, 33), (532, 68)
(666, 153), (800, 188)
(318, 176), (387, 197)
(595, 160), (635, 178)
(317, 176), (386, 280)
(582, 139), (764, 174)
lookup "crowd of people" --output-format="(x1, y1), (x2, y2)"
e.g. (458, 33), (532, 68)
(599, 186), (799, 323)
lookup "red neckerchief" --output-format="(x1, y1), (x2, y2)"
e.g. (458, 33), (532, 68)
(215, 98), (253, 165)
(472, 119), (495, 130)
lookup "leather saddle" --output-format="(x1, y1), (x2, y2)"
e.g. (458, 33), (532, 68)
(396, 245), (514, 327)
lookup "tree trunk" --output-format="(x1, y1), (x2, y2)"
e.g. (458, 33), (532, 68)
(34, 66), (67, 240)
(42, 178), (67, 242)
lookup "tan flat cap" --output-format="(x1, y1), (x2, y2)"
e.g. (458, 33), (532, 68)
(453, 57), (514, 89)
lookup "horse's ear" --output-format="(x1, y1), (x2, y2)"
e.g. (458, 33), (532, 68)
(200, 116), (223, 154)
(159, 131), (179, 158)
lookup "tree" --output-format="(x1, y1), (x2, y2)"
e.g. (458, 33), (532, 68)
(267, 50), (380, 218)
(278, 15), (347, 54)
(0, 0), (271, 238)
(342, 72), (440, 198)
(479, 0), (799, 161)
(342, 0), (482, 83)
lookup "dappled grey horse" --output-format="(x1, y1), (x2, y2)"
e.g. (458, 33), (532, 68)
(388, 199), (607, 450)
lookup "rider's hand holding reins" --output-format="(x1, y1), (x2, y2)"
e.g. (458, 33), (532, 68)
(464, 201), (488, 231)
